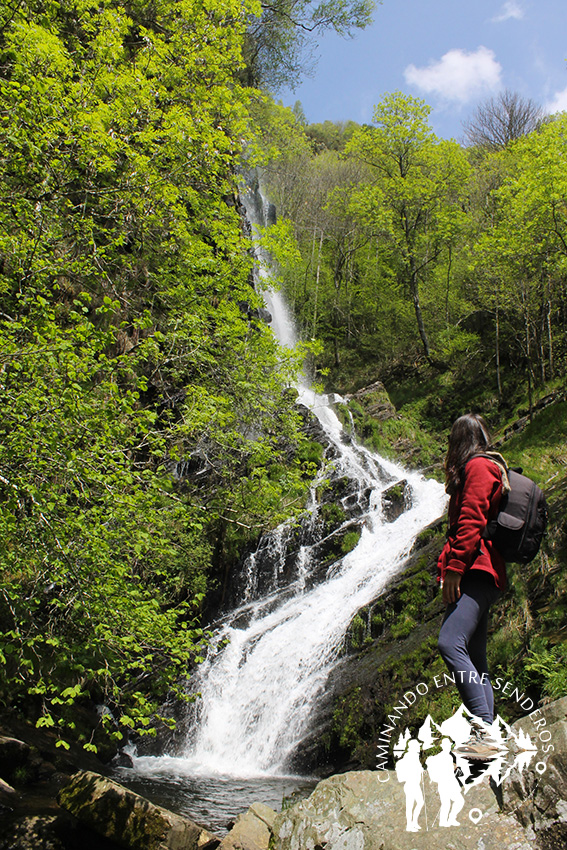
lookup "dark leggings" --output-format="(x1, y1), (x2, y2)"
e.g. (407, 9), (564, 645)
(438, 571), (501, 723)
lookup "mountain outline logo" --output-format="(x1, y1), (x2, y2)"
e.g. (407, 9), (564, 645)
(390, 704), (538, 832)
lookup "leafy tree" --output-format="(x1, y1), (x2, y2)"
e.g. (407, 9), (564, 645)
(346, 93), (470, 363)
(0, 0), (310, 749)
(258, 109), (372, 365)
(306, 119), (360, 152)
(242, 0), (376, 89)
(292, 99), (308, 125)
(256, 96), (567, 426)
(470, 115), (567, 409)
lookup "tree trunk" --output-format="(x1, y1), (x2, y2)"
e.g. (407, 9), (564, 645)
(403, 208), (432, 362)
(445, 245), (452, 326)
(538, 275), (546, 383)
(409, 257), (431, 361)
(495, 301), (502, 402)
(546, 274), (554, 379)
(333, 335), (341, 368)
(332, 247), (346, 368)
(312, 229), (323, 337)
(522, 287), (533, 419)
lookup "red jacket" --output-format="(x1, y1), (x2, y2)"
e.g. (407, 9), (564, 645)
(437, 456), (506, 591)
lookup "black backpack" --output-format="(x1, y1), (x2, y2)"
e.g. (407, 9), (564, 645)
(474, 454), (548, 564)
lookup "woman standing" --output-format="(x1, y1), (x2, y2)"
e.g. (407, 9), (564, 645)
(437, 413), (508, 758)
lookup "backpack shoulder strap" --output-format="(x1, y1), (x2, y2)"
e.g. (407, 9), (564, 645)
(447, 452), (512, 539)
(468, 452), (511, 494)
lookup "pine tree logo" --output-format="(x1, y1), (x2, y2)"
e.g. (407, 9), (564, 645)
(391, 704), (537, 831)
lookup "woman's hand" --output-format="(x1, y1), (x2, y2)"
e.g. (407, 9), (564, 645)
(442, 569), (462, 605)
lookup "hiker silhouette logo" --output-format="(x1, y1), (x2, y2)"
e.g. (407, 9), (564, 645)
(391, 704), (537, 832)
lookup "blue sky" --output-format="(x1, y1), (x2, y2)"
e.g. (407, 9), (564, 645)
(279, 0), (567, 140)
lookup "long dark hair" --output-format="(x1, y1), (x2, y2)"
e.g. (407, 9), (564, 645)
(445, 413), (492, 495)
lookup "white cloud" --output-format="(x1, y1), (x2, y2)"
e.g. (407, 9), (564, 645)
(492, 1), (525, 23)
(546, 86), (567, 115)
(404, 47), (502, 104)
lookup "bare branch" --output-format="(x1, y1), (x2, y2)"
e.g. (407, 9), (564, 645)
(463, 90), (544, 150)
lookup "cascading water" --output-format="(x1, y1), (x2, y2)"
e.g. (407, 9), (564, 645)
(117, 179), (447, 831)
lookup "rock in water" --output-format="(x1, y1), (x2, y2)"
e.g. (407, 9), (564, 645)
(57, 770), (220, 849)
(381, 480), (410, 523)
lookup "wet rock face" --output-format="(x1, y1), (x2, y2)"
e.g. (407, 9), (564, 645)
(295, 403), (334, 451)
(381, 479), (411, 523)
(224, 404), (385, 611)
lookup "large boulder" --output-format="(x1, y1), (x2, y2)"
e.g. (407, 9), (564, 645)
(381, 480), (411, 523)
(271, 697), (567, 849)
(57, 770), (219, 849)
(219, 802), (276, 850)
(346, 382), (396, 422)
(271, 769), (531, 850)
(502, 696), (567, 847)
(0, 735), (30, 780)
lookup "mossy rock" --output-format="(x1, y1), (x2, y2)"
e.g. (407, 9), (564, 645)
(320, 502), (346, 531)
(58, 771), (218, 849)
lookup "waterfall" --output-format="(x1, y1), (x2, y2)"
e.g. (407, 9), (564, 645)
(130, 181), (447, 783)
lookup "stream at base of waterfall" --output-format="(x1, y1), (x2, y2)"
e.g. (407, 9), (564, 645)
(113, 182), (447, 835)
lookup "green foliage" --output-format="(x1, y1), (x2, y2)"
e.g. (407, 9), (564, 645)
(337, 397), (444, 472)
(525, 642), (567, 700)
(498, 399), (567, 486)
(345, 93), (471, 364)
(341, 529), (362, 554)
(320, 502), (346, 529)
(256, 94), (566, 424)
(347, 614), (366, 649)
(0, 298), (212, 736)
(414, 525), (444, 549)
(389, 614), (416, 639)
(242, 0), (375, 90)
(389, 571), (428, 638)
(246, 97), (313, 168)
(254, 220), (304, 284)
(331, 686), (366, 752)
(306, 120), (360, 152)
(0, 0), (313, 746)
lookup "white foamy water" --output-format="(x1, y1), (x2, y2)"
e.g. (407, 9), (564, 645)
(127, 184), (446, 785)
